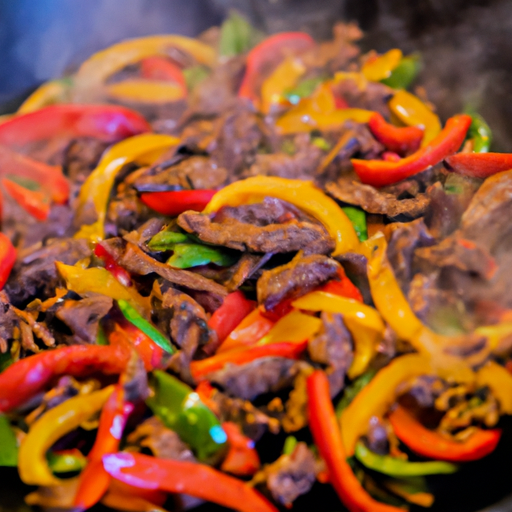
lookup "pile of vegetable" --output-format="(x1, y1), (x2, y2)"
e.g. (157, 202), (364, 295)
(1, 12), (512, 512)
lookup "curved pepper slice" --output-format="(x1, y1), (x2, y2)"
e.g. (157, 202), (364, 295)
(18, 385), (114, 486)
(444, 153), (512, 179)
(476, 360), (512, 414)
(140, 189), (216, 217)
(362, 49), (403, 82)
(389, 406), (501, 462)
(0, 344), (130, 413)
(17, 78), (73, 114)
(368, 112), (424, 155)
(74, 133), (179, 241)
(204, 176), (359, 255)
(318, 266), (364, 301)
(221, 422), (260, 476)
(352, 114), (472, 187)
(2, 177), (50, 221)
(380, 53), (421, 90)
(107, 80), (186, 104)
(340, 353), (475, 457)
(141, 56), (187, 87)
(307, 370), (402, 512)
(103, 451), (278, 512)
(466, 111), (492, 153)
(0, 233), (16, 290)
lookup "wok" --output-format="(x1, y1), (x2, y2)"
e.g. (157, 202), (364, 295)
(0, 1), (511, 510)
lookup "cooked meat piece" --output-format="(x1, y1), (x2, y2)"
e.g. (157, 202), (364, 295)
(331, 78), (392, 116)
(127, 417), (196, 462)
(62, 137), (109, 183)
(5, 238), (91, 306)
(385, 219), (435, 294)
(308, 312), (353, 397)
(207, 358), (300, 401)
(365, 416), (389, 455)
(123, 218), (166, 246)
(264, 443), (317, 507)
(56, 296), (113, 343)
(0, 293), (17, 347)
(121, 352), (149, 403)
(224, 253), (273, 292)
(335, 252), (372, 304)
(326, 178), (430, 219)
(257, 253), (339, 311)
(117, 242), (228, 297)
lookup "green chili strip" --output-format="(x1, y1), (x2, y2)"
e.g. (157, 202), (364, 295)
(381, 54), (421, 90)
(467, 112), (492, 153)
(283, 436), (298, 455)
(148, 231), (190, 251)
(284, 76), (324, 104)
(355, 442), (458, 477)
(336, 369), (376, 416)
(47, 451), (87, 473)
(117, 300), (174, 354)
(0, 415), (18, 466)
(342, 206), (368, 242)
(219, 10), (262, 58)
(167, 243), (236, 269)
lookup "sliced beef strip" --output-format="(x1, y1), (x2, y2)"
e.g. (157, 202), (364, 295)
(257, 253), (340, 311)
(62, 137), (109, 184)
(55, 296), (113, 344)
(0, 293), (17, 348)
(264, 443), (317, 507)
(335, 252), (372, 305)
(330, 79), (392, 117)
(207, 358), (300, 401)
(5, 238), (91, 307)
(223, 253), (273, 292)
(308, 312), (353, 397)
(385, 219), (435, 295)
(326, 178), (430, 219)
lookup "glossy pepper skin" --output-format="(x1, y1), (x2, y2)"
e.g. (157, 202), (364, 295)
(0, 233), (16, 290)
(368, 112), (424, 155)
(0, 344), (130, 413)
(140, 189), (217, 217)
(103, 451), (278, 512)
(389, 406), (501, 462)
(307, 370), (402, 512)
(444, 153), (512, 179)
(352, 114), (472, 187)
(1, 177), (50, 221)
(221, 421), (261, 476)
(147, 370), (228, 463)
(18, 385), (115, 486)
(0, 414), (18, 466)
(466, 112), (492, 153)
(317, 266), (364, 301)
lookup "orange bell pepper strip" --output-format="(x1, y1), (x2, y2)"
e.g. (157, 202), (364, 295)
(362, 49), (403, 82)
(203, 176), (360, 256)
(102, 480), (167, 512)
(389, 405), (501, 462)
(340, 353), (475, 457)
(221, 422), (261, 476)
(0, 232), (16, 290)
(444, 152), (512, 179)
(107, 80), (186, 104)
(368, 112), (424, 155)
(2, 177), (50, 221)
(102, 451), (278, 512)
(352, 114), (471, 188)
(307, 370), (403, 512)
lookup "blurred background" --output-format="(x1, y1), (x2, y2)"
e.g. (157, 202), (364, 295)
(0, 0), (511, 149)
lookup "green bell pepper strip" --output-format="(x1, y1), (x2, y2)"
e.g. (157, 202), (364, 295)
(47, 451), (87, 473)
(342, 206), (368, 242)
(282, 436), (298, 455)
(284, 77), (324, 105)
(167, 244), (237, 269)
(336, 369), (376, 416)
(148, 231), (190, 251)
(183, 66), (210, 90)
(0, 350), (13, 372)
(0, 414), (18, 466)
(467, 112), (492, 153)
(219, 10), (262, 58)
(147, 370), (227, 463)
(380, 54), (421, 90)
(354, 442), (458, 477)
(117, 300), (174, 354)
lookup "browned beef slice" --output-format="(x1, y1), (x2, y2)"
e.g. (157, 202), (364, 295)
(265, 443), (317, 507)
(207, 358), (300, 401)
(257, 254), (339, 311)
(62, 137), (109, 183)
(5, 238), (90, 306)
(330, 79), (392, 117)
(224, 253), (273, 292)
(365, 416), (389, 455)
(385, 219), (435, 294)
(56, 296), (113, 343)
(118, 242), (228, 297)
(308, 312), (353, 397)
(335, 252), (372, 304)
(326, 178), (430, 219)
(0, 294), (17, 345)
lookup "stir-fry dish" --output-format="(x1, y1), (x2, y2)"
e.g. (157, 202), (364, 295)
(2, 13), (512, 512)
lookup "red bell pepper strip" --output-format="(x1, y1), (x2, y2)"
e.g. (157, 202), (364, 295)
(0, 145), (69, 204)
(0, 104), (150, 149)
(389, 405), (501, 462)
(0, 233), (16, 290)
(140, 189), (217, 216)
(2, 178), (50, 221)
(221, 421), (261, 476)
(140, 56), (187, 92)
(238, 32), (315, 101)
(102, 451), (278, 512)
(208, 291), (256, 344)
(444, 152), (512, 179)
(0, 344), (131, 413)
(307, 370), (402, 512)
(74, 384), (134, 510)
(368, 112), (424, 156)
(317, 267), (363, 302)
(191, 341), (307, 380)
(352, 114), (472, 187)
(94, 243), (133, 287)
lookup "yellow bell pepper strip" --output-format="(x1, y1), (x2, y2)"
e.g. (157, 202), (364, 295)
(389, 89), (441, 146)
(476, 361), (512, 414)
(73, 35), (216, 102)
(107, 80), (185, 104)
(74, 133), (179, 242)
(292, 291), (385, 378)
(352, 114), (471, 188)
(474, 322), (512, 352)
(56, 263), (150, 316)
(257, 310), (322, 346)
(362, 49), (403, 82)
(203, 176), (359, 255)
(17, 78), (73, 114)
(340, 353), (475, 457)
(18, 385), (114, 486)
(260, 56), (306, 113)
